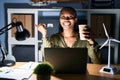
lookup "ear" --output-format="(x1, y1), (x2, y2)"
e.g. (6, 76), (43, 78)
(75, 18), (77, 23)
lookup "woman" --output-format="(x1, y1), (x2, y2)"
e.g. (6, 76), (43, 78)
(36, 7), (101, 64)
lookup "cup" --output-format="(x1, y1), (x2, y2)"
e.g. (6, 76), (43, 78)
(78, 24), (87, 40)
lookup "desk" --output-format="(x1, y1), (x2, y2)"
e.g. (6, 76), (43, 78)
(10, 62), (120, 80)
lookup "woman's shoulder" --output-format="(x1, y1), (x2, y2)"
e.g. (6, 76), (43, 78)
(49, 33), (62, 40)
(50, 33), (61, 38)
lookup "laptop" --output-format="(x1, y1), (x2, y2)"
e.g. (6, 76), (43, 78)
(44, 48), (88, 74)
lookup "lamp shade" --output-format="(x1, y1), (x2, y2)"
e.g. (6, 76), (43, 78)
(15, 21), (30, 41)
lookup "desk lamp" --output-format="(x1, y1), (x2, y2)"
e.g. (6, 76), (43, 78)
(99, 23), (119, 74)
(0, 21), (30, 66)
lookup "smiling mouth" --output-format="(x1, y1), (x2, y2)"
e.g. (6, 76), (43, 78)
(63, 22), (71, 26)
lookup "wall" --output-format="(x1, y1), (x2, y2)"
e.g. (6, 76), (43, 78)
(115, 0), (120, 8)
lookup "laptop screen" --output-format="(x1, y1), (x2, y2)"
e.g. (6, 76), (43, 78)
(44, 48), (88, 74)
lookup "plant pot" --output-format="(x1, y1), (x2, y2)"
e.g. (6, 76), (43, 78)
(37, 74), (51, 80)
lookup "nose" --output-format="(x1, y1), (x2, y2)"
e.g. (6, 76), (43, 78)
(65, 17), (70, 20)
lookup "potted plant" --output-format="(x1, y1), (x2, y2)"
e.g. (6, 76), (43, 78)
(34, 62), (55, 80)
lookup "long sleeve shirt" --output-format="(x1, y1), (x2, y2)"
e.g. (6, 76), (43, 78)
(41, 33), (101, 64)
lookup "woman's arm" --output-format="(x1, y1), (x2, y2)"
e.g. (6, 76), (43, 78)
(87, 41), (101, 64)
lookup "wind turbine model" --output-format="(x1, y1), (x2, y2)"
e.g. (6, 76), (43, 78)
(99, 23), (120, 74)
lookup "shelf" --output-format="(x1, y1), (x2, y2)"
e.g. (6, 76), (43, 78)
(9, 38), (37, 45)
(91, 0), (115, 8)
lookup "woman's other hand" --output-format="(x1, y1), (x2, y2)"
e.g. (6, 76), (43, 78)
(36, 23), (47, 37)
(82, 26), (95, 45)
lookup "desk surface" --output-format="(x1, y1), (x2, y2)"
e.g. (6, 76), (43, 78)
(10, 62), (120, 80)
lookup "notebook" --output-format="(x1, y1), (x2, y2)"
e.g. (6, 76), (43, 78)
(0, 62), (39, 80)
(44, 48), (88, 74)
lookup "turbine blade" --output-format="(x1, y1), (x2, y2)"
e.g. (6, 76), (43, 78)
(111, 39), (120, 43)
(103, 23), (109, 38)
(99, 39), (109, 49)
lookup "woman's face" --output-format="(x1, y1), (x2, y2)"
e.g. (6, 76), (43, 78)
(60, 10), (77, 31)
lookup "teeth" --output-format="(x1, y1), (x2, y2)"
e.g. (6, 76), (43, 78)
(63, 22), (70, 26)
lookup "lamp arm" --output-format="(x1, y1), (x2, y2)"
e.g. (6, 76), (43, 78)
(0, 22), (15, 35)
(0, 44), (6, 63)
(0, 21), (30, 66)
(0, 22), (15, 64)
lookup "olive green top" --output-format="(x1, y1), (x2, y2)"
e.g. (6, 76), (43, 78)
(41, 33), (101, 64)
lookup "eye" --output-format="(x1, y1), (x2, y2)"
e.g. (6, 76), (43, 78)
(60, 16), (66, 19)
(69, 16), (75, 19)
(60, 16), (75, 20)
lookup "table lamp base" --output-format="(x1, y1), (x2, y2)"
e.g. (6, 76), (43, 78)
(100, 65), (118, 74)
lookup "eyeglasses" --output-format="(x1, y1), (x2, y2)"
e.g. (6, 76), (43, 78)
(60, 16), (75, 20)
